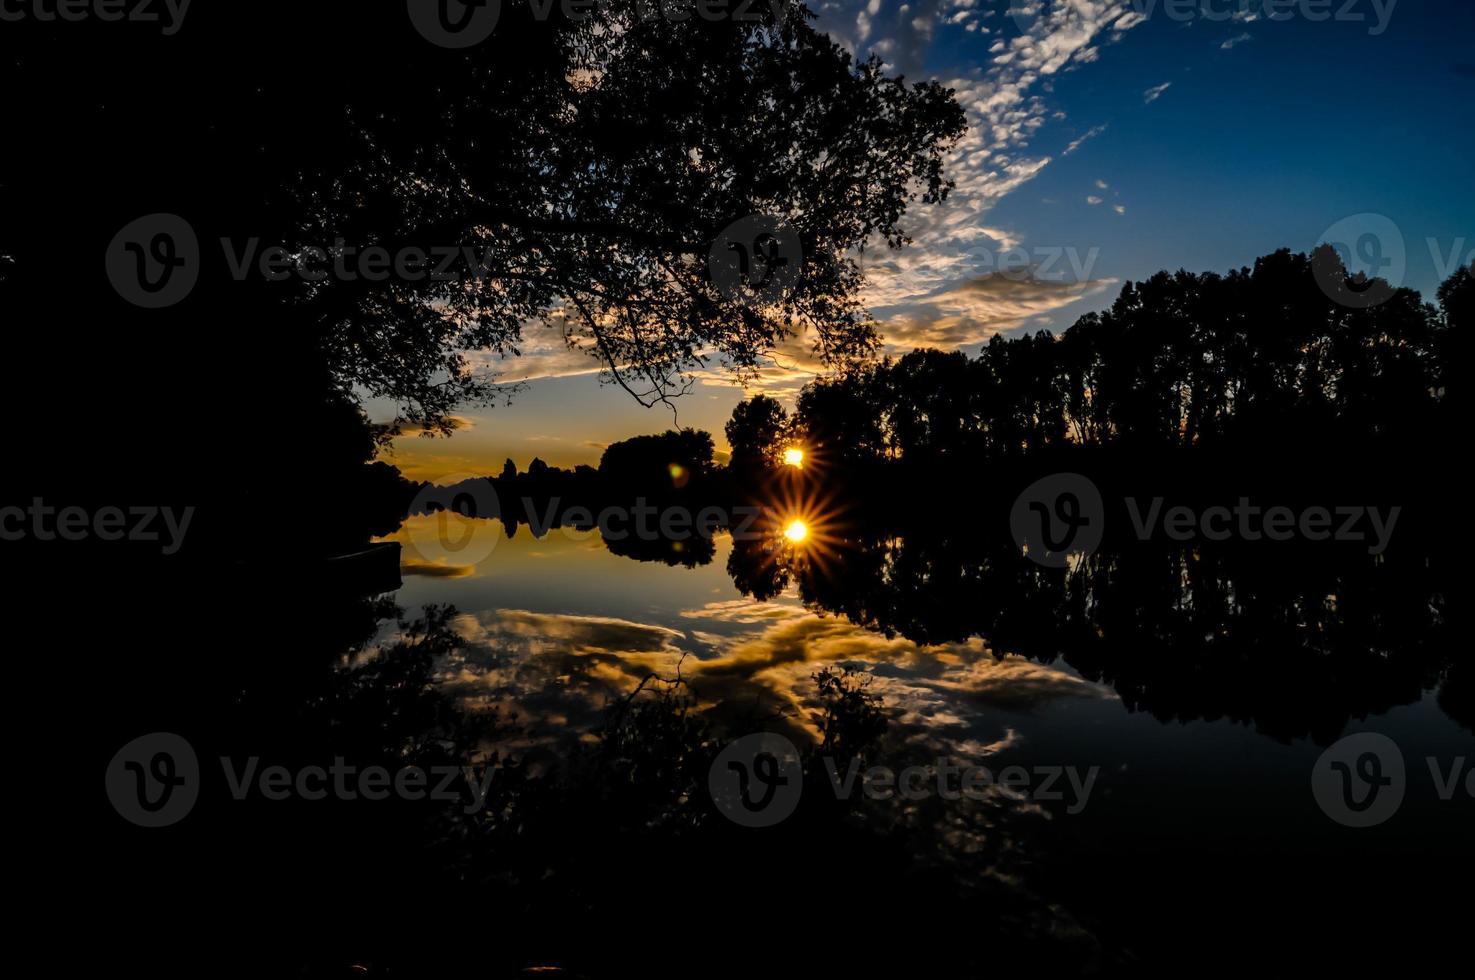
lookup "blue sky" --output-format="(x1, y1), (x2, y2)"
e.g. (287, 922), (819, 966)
(378, 0), (1474, 480)
(980, 1), (1474, 299)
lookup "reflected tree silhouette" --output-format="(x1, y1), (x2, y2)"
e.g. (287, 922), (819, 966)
(722, 511), (1457, 744)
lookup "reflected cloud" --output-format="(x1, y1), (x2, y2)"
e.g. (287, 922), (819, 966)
(679, 598), (810, 625)
(401, 558), (477, 578)
(434, 600), (1113, 754)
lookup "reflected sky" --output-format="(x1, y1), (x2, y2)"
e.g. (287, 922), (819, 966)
(376, 511), (1471, 848)
(381, 517), (1117, 756)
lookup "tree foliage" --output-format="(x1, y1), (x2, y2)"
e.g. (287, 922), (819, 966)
(282, 3), (967, 425)
(777, 250), (1465, 463)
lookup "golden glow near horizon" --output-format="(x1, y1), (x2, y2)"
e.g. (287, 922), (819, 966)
(782, 447), (805, 467)
(784, 519), (809, 543)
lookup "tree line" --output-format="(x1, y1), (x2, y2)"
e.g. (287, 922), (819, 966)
(729, 250), (1472, 470)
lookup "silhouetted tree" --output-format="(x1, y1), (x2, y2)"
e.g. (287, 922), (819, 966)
(794, 366), (890, 465)
(598, 429), (716, 490)
(785, 248), (1455, 468)
(247, 3), (967, 429)
(725, 394), (790, 470)
(3, 1), (965, 563)
(1438, 263), (1474, 420)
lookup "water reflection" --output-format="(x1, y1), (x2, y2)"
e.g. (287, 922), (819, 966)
(731, 521), (1464, 744)
(386, 494), (1466, 745)
(289, 497), (1470, 976)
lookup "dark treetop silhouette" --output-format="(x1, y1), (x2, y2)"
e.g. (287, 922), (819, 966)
(3, 1), (965, 560)
(740, 249), (1469, 470)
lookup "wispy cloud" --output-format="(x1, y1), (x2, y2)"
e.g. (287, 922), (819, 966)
(812, 1), (1148, 360)
(875, 272), (1118, 349)
(1062, 123), (1108, 155)
(1143, 81), (1173, 104)
(392, 414), (477, 436)
(516, 4), (1149, 402)
(1220, 32), (1252, 50)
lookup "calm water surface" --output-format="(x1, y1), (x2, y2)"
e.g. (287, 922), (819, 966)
(379, 513), (1471, 852)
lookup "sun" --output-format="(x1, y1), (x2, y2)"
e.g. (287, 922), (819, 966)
(782, 447), (805, 468)
(783, 519), (809, 542)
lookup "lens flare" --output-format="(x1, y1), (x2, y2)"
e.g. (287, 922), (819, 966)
(782, 447), (805, 467)
(784, 519), (809, 542)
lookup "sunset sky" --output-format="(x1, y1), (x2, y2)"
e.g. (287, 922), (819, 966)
(374, 0), (1474, 482)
